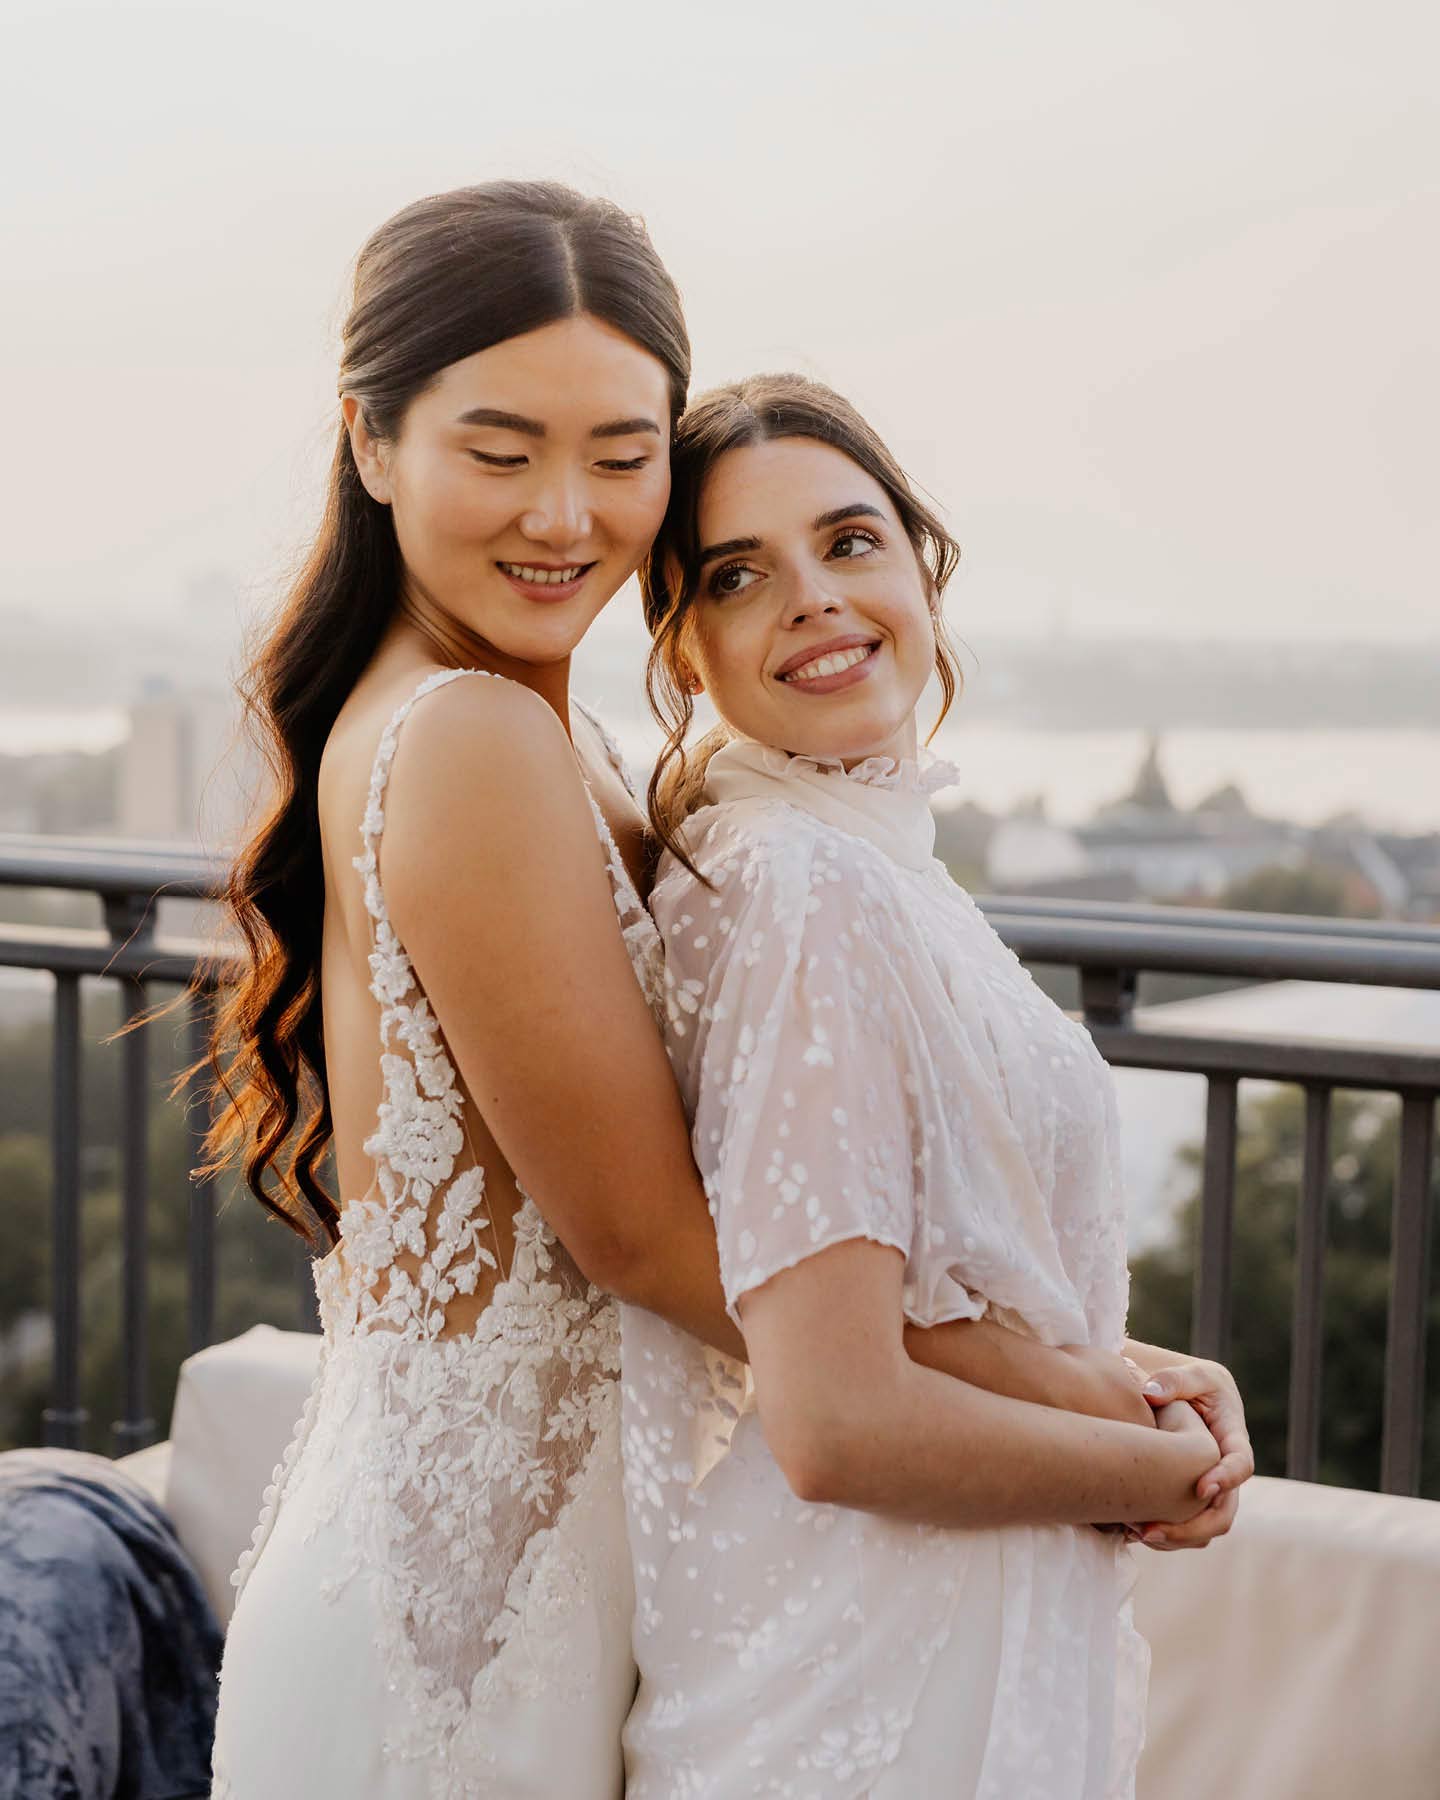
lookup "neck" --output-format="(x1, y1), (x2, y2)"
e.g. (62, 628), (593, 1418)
(394, 588), (572, 736)
(832, 714), (920, 772)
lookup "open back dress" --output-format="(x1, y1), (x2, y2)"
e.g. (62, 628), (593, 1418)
(211, 669), (661, 1799)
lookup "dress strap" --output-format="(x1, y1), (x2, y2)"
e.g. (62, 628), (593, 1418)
(356, 667), (498, 929)
(573, 697), (636, 800)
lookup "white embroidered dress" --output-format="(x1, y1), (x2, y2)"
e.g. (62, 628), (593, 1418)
(621, 738), (1148, 1800)
(212, 671), (660, 1799)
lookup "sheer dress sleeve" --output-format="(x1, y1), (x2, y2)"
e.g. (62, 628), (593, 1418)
(656, 817), (988, 1324)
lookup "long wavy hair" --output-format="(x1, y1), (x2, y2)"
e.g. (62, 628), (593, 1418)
(639, 373), (963, 877)
(206, 181), (690, 1247)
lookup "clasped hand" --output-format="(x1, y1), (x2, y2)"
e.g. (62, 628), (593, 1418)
(1075, 1348), (1254, 1551)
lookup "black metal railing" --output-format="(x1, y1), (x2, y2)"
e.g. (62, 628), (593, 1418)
(0, 835), (314, 1456)
(983, 894), (1440, 1494)
(2, 836), (1437, 1492)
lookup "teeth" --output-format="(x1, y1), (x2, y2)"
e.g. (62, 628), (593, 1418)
(500, 563), (588, 585)
(781, 644), (873, 682)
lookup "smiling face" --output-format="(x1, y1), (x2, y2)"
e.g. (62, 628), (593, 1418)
(681, 437), (937, 767)
(346, 313), (672, 671)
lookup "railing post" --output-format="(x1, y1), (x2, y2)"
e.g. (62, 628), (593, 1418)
(1286, 1085), (1331, 1482)
(1079, 965), (1136, 1029)
(1192, 1075), (1240, 1364)
(41, 973), (87, 1449)
(1381, 1093), (1437, 1496)
(186, 992), (218, 1355)
(112, 975), (156, 1453)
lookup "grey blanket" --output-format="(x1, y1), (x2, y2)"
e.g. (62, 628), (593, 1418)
(0, 1449), (222, 1800)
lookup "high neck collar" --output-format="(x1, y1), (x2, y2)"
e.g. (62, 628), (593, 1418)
(702, 736), (960, 872)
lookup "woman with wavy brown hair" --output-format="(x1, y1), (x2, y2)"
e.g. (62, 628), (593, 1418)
(206, 178), (721, 1799)
(621, 375), (1254, 1798)
(206, 184), (1249, 1796)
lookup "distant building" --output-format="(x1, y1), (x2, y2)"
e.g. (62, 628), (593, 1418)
(1077, 812), (1305, 900)
(118, 683), (257, 848)
(1081, 735), (1305, 900)
(985, 818), (1092, 891)
(1126, 733), (1175, 812)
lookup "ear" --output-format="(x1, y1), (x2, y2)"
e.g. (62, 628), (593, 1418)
(677, 662), (705, 697)
(342, 394), (393, 506)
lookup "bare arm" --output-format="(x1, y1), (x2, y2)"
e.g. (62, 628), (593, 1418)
(742, 1239), (1220, 1530)
(904, 1320), (1155, 1428)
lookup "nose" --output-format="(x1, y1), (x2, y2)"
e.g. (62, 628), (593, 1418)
(518, 469), (592, 548)
(784, 573), (842, 627)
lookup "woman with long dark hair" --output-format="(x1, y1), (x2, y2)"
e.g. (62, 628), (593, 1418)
(206, 184), (1250, 1796)
(206, 180), (715, 1798)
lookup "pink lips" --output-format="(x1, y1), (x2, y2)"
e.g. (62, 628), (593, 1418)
(773, 632), (879, 678)
(773, 637), (882, 696)
(496, 561), (596, 604)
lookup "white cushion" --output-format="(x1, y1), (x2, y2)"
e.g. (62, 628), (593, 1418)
(1135, 1474), (1440, 1799)
(163, 1323), (321, 1626)
(115, 1438), (171, 1506)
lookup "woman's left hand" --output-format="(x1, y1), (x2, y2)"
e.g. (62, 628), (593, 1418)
(1130, 1358), (1254, 1550)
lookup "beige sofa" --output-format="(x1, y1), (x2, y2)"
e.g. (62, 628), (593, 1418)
(124, 1326), (1440, 1799)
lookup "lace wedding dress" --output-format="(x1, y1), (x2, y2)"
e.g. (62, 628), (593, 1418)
(211, 670), (660, 1799)
(621, 737), (1149, 1799)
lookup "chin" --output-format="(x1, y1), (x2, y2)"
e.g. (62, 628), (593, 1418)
(467, 600), (603, 668)
(782, 712), (907, 766)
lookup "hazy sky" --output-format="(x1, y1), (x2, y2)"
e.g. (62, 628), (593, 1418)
(3, 0), (1436, 650)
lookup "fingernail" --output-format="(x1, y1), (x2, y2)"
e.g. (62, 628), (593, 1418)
(1145, 1530), (1167, 1546)
(1142, 1381), (1165, 1397)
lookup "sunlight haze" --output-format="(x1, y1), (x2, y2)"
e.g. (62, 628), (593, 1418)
(3, 0), (1436, 658)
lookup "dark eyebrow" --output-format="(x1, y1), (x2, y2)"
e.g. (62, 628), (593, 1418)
(455, 407), (545, 436)
(591, 417), (661, 439)
(697, 504), (886, 569)
(697, 535), (762, 568)
(813, 503), (886, 530)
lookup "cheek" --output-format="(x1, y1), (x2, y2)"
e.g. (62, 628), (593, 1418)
(602, 472), (670, 553)
(395, 455), (503, 555)
(699, 619), (771, 713)
(875, 588), (935, 682)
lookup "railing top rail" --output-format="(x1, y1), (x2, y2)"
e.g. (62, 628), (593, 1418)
(987, 912), (1440, 990)
(975, 893), (1440, 948)
(2, 835), (1439, 988)
(0, 834), (225, 901)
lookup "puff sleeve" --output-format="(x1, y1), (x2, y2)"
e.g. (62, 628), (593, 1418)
(657, 824), (938, 1320)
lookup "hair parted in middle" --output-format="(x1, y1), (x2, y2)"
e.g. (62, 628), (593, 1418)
(639, 372), (963, 875)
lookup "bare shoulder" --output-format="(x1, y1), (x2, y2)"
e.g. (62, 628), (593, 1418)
(383, 672), (580, 820)
(377, 674), (597, 896)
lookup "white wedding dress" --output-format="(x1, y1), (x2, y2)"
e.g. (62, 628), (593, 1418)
(211, 670), (661, 1799)
(621, 738), (1149, 1799)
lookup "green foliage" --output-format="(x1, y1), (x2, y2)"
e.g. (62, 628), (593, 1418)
(1127, 1087), (1440, 1497)
(0, 1009), (316, 1456)
(1217, 863), (1378, 919)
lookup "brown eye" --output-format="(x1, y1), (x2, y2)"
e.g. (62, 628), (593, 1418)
(829, 529), (881, 560)
(709, 563), (762, 598)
